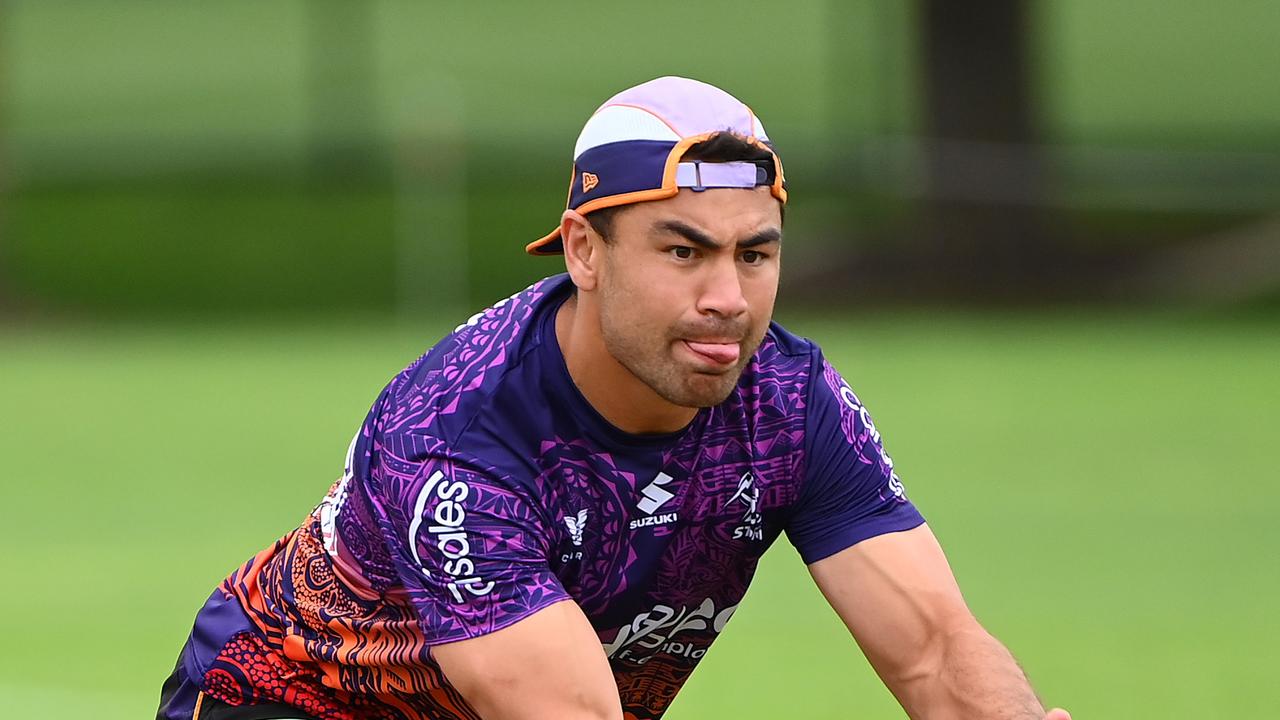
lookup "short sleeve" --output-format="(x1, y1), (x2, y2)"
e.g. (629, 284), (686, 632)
(786, 354), (925, 564)
(378, 455), (572, 644)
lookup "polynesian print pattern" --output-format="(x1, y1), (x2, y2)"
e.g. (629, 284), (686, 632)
(387, 279), (552, 439)
(200, 280), (562, 719)
(379, 451), (572, 642)
(596, 340), (810, 717)
(644, 338), (808, 605)
(531, 436), (642, 614)
(348, 277), (573, 642)
(215, 517), (481, 720)
(193, 275), (846, 720)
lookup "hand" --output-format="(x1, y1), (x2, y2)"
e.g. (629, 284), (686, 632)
(1044, 709), (1071, 720)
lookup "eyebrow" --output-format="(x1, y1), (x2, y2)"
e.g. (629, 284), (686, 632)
(653, 220), (782, 250)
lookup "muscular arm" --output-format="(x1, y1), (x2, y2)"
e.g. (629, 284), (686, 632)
(809, 524), (1065, 720)
(432, 599), (623, 720)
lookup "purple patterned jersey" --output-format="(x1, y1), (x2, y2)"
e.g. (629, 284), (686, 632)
(166, 274), (924, 720)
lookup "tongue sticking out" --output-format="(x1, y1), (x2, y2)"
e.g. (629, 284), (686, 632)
(685, 341), (740, 365)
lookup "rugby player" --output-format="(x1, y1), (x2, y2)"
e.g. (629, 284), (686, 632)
(158, 76), (1069, 720)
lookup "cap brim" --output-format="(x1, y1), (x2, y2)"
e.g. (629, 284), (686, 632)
(525, 227), (564, 255)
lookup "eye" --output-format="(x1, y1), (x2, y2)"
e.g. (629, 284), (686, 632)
(741, 250), (767, 265)
(670, 246), (695, 260)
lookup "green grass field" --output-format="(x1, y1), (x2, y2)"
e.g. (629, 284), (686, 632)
(3, 3), (1278, 715)
(1, 311), (1276, 718)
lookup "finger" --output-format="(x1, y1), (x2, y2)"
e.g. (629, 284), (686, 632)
(1044, 709), (1071, 720)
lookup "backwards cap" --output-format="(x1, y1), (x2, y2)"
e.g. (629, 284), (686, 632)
(525, 76), (787, 255)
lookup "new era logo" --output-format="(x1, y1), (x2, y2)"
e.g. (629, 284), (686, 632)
(582, 172), (600, 193)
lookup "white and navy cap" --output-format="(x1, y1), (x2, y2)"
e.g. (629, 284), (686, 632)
(526, 76), (788, 255)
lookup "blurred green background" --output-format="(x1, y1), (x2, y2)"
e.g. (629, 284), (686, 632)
(1, 1), (1277, 718)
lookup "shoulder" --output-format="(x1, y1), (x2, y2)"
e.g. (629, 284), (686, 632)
(740, 322), (879, 451)
(754, 322), (868, 411)
(758, 320), (818, 362)
(376, 275), (571, 450)
(711, 323), (825, 475)
(738, 321), (825, 410)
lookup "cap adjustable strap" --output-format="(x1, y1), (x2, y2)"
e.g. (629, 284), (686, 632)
(675, 161), (771, 192)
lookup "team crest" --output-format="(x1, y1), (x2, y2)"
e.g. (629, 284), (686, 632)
(729, 472), (763, 541)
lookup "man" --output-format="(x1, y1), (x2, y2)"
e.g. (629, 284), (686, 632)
(159, 76), (1069, 720)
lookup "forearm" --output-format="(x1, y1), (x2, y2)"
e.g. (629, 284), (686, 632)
(808, 529), (1061, 719)
(895, 623), (1044, 720)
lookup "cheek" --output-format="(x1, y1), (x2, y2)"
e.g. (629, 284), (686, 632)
(745, 270), (780, 312)
(602, 272), (660, 342)
(610, 264), (683, 322)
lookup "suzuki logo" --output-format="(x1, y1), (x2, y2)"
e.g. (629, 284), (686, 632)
(637, 472), (675, 514)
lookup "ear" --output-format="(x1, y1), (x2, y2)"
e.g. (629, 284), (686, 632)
(561, 209), (603, 292)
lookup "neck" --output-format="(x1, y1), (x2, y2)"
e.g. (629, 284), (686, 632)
(555, 294), (698, 435)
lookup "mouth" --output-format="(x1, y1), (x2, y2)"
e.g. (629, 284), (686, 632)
(679, 339), (742, 368)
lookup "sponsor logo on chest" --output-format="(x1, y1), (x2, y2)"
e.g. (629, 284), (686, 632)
(603, 597), (737, 664)
(630, 471), (679, 530)
(560, 508), (589, 563)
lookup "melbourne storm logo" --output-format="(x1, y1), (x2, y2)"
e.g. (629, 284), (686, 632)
(729, 472), (763, 541)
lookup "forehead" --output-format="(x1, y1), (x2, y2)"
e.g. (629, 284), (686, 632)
(617, 187), (782, 238)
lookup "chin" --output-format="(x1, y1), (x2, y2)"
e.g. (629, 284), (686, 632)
(668, 373), (742, 409)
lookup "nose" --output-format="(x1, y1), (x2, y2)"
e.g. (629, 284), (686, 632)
(696, 256), (749, 319)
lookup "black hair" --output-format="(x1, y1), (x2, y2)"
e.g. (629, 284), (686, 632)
(585, 131), (781, 240)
